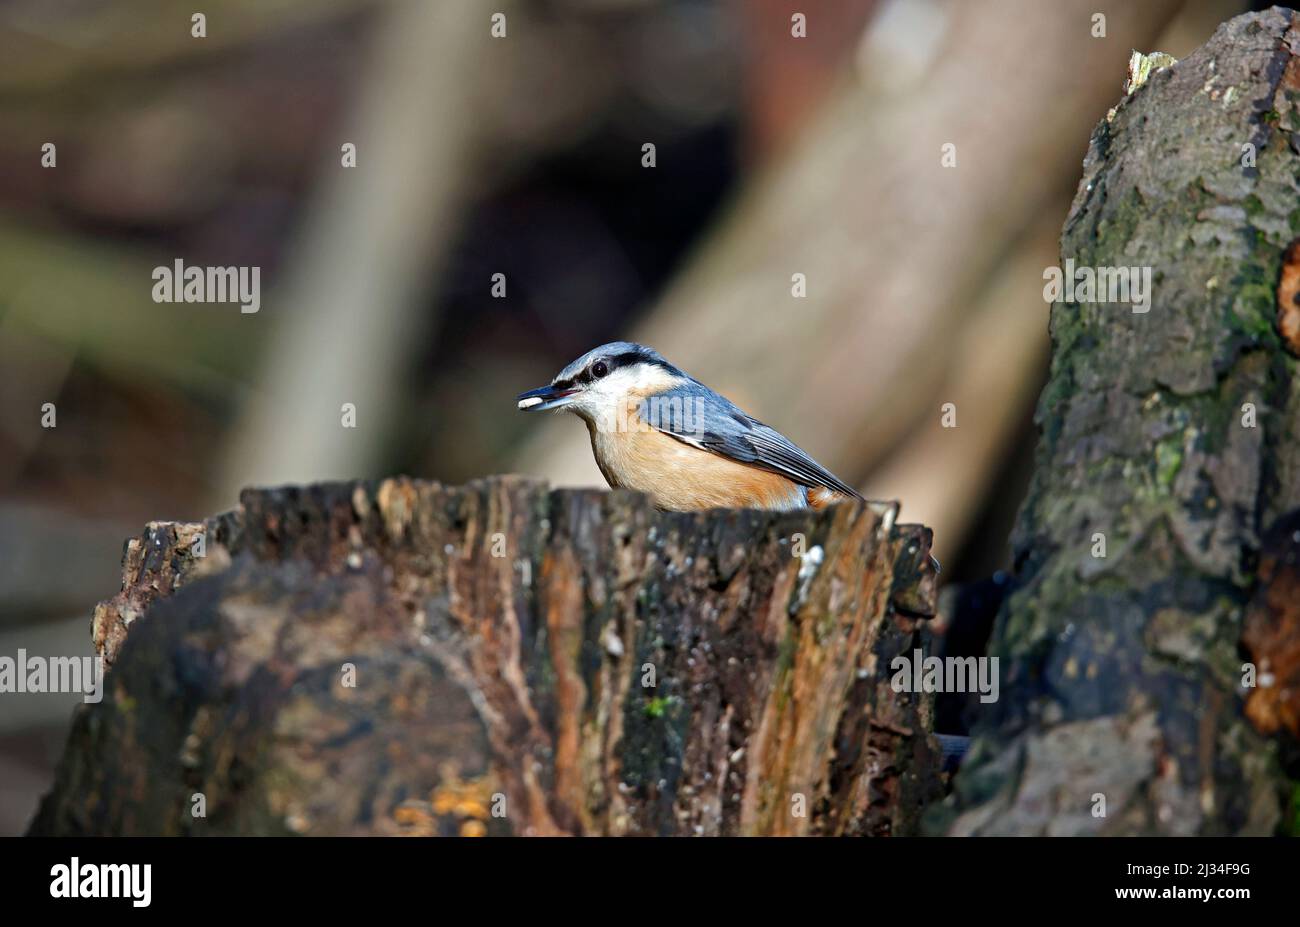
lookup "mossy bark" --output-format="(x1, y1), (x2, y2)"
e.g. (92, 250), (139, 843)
(30, 476), (940, 836)
(936, 7), (1300, 836)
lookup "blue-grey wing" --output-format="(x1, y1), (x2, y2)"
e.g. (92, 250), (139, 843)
(639, 384), (862, 499)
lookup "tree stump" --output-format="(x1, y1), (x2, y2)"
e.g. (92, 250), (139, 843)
(29, 476), (941, 836)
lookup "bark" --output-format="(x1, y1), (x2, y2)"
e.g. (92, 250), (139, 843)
(30, 477), (940, 836)
(937, 8), (1300, 837)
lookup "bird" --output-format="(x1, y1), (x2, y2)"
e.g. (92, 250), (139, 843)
(516, 341), (866, 513)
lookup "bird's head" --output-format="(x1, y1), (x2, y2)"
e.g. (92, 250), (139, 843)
(517, 342), (686, 426)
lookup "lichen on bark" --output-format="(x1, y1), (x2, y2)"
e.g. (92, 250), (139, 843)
(937, 7), (1300, 836)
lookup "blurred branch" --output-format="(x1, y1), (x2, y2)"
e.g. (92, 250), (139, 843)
(860, 219), (1056, 563)
(0, 615), (92, 733)
(215, 0), (505, 504)
(0, 505), (125, 624)
(0, 221), (255, 391)
(0, 0), (379, 97)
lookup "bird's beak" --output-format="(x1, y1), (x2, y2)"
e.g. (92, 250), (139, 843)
(517, 384), (579, 412)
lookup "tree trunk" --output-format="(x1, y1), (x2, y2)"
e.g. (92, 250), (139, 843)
(30, 477), (940, 836)
(937, 7), (1300, 837)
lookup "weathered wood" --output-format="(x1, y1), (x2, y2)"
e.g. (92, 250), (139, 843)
(936, 8), (1300, 837)
(31, 476), (940, 836)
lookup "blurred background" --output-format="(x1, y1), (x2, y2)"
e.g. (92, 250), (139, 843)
(0, 0), (1258, 833)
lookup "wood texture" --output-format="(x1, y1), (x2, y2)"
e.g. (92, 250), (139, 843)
(936, 8), (1300, 837)
(31, 476), (940, 836)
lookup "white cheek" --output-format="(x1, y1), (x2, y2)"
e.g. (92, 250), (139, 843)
(571, 390), (618, 427)
(594, 380), (633, 410)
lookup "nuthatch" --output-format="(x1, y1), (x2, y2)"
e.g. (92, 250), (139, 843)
(517, 341), (864, 513)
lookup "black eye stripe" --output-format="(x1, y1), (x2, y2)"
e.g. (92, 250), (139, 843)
(609, 351), (647, 369)
(553, 347), (683, 389)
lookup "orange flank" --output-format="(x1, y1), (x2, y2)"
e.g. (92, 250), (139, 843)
(589, 409), (805, 512)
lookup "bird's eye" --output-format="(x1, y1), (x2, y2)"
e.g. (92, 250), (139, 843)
(592, 361), (609, 378)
